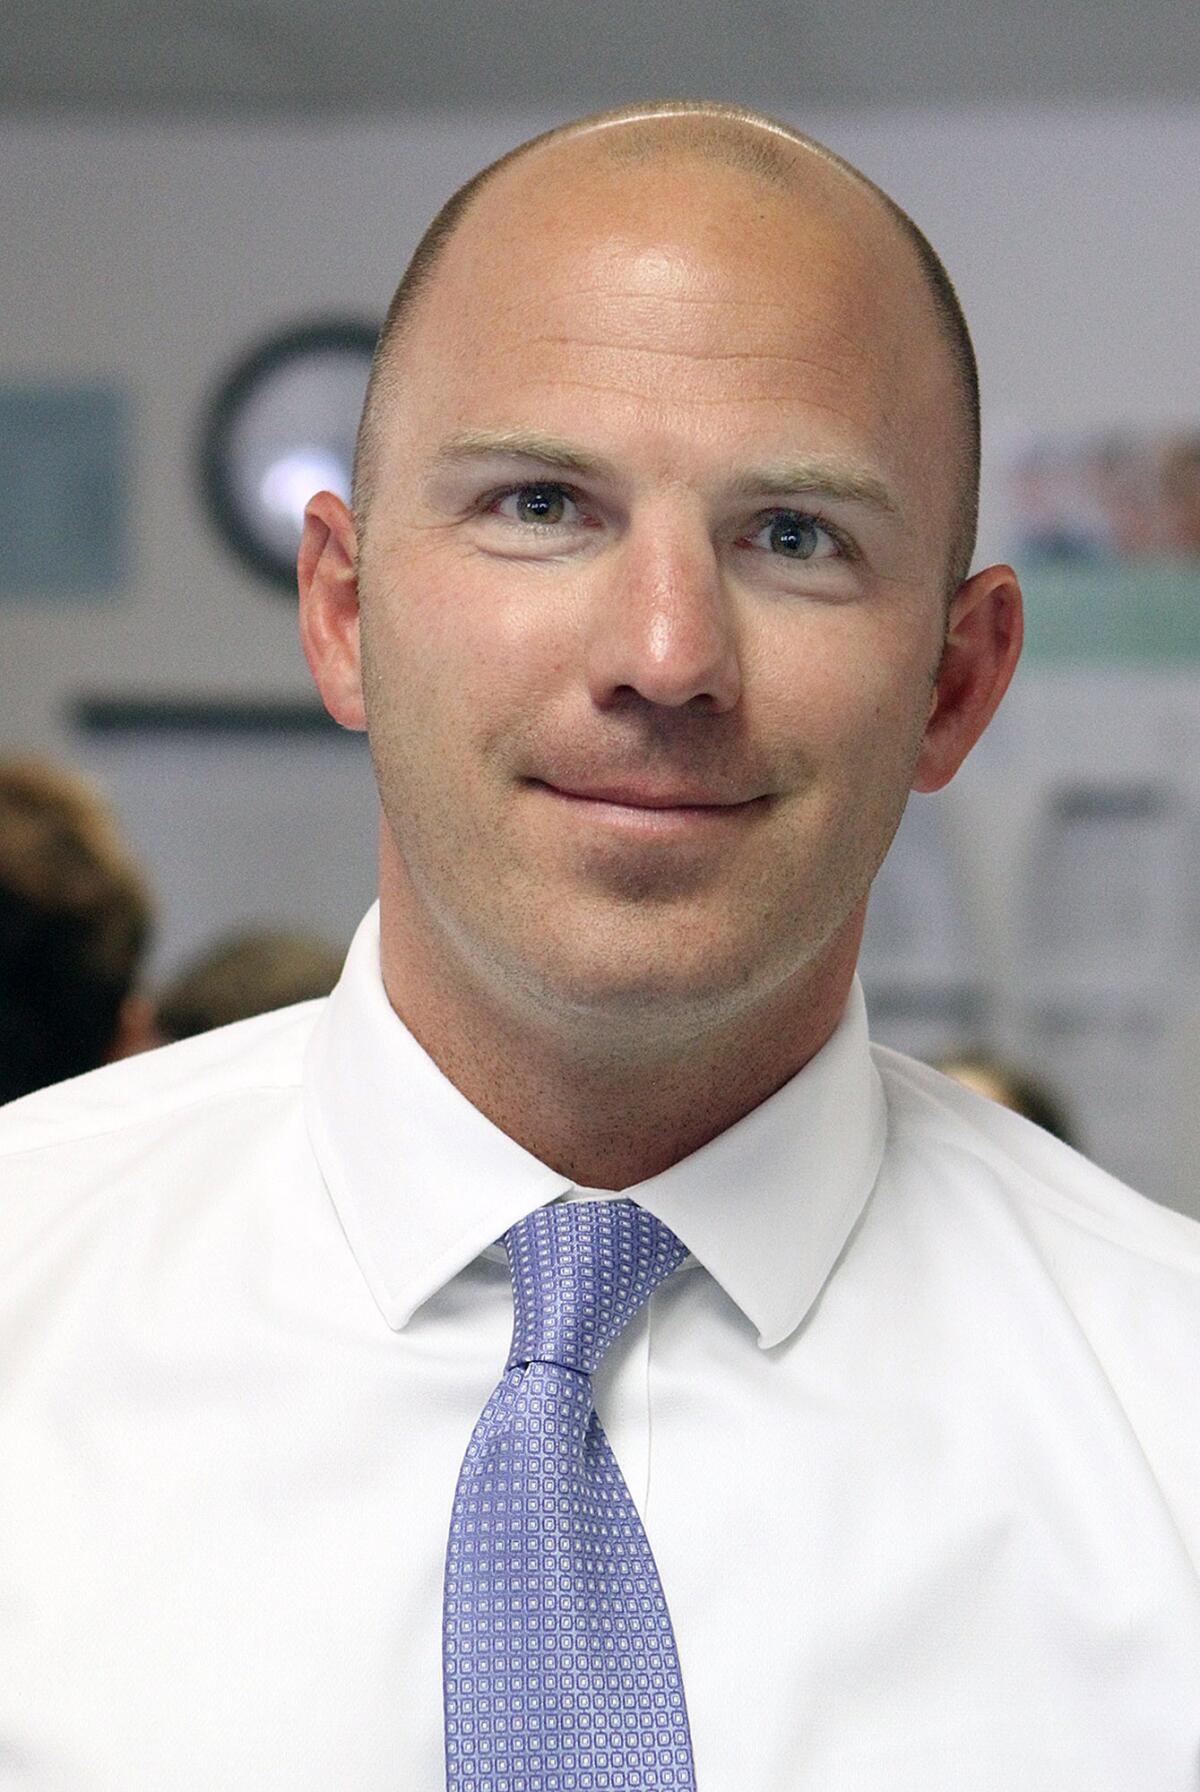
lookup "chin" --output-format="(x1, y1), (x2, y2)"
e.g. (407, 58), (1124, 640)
(511, 930), (784, 1034)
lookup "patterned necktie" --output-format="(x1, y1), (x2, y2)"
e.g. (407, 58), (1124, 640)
(443, 1197), (699, 1790)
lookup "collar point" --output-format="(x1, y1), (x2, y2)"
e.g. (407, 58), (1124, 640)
(752, 1308), (802, 1350)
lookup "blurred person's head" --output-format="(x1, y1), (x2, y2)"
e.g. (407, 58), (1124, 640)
(0, 757), (156, 1103)
(934, 1050), (1076, 1148)
(155, 926), (345, 1042)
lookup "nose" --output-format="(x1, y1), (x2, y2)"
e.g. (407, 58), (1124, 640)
(583, 509), (742, 714)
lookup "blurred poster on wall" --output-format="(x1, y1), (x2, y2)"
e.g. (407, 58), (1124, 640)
(0, 384), (131, 601)
(997, 427), (1200, 665)
(1004, 428), (1200, 564)
(862, 423), (1200, 1219)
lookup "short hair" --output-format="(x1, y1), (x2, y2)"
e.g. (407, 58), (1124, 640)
(155, 925), (345, 1042)
(352, 101), (981, 591)
(0, 757), (154, 1102)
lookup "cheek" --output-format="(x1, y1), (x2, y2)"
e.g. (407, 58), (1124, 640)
(360, 551), (572, 776)
(754, 608), (939, 770)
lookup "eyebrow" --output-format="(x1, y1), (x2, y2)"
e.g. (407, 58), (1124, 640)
(430, 428), (619, 482)
(430, 428), (902, 520)
(726, 458), (901, 519)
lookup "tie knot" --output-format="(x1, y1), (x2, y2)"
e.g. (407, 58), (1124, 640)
(502, 1199), (688, 1375)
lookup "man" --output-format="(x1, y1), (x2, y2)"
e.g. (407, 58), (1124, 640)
(2, 103), (1198, 1790)
(0, 755), (157, 1103)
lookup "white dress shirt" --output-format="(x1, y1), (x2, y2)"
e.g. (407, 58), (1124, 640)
(2, 902), (1199, 1791)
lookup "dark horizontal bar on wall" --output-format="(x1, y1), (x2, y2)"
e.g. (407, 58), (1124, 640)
(72, 696), (358, 738)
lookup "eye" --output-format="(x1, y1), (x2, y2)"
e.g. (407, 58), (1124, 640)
(492, 483), (577, 527)
(743, 509), (843, 561)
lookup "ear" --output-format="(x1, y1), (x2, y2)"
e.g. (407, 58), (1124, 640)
(297, 490), (367, 731)
(912, 563), (1023, 794)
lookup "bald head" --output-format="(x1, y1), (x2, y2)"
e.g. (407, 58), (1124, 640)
(352, 102), (981, 591)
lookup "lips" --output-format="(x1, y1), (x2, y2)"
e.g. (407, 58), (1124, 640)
(538, 779), (754, 810)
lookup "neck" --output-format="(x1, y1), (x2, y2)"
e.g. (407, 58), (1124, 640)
(376, 886), (861, 1192)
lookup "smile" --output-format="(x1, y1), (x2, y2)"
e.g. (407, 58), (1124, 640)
(533, 780), (766, 831)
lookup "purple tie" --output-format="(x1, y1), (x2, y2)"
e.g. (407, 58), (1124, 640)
(443, 1197), (699, 1788)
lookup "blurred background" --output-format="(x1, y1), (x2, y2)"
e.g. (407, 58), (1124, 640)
(2, 0), (1199, 1213)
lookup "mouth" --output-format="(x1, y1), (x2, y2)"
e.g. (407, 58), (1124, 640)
(529, 778), (767, 829)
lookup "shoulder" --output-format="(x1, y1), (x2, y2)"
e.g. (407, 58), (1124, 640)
(0, 1001), (327, 1285)
(872, 1042), (1200, 1276)
(0, 998), (322, 1171)
(871, 1047), (1200, 1561)
(0, 1001), (335, 1386)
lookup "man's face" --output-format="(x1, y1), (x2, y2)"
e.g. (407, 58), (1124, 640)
(349, 149), (966, 1043)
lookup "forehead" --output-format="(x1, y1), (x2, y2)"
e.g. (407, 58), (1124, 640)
(384, 143), (954, 498)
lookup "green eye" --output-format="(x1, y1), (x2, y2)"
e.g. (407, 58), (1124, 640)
(767, 511), (822, 558)
(514, 484), (567, 525)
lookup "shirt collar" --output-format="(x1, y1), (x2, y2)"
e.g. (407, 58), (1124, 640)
(303, 904), (886, 1351)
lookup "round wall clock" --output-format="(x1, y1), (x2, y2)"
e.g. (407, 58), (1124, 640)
(199, 319), (379, 591)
